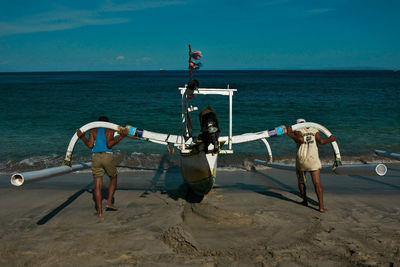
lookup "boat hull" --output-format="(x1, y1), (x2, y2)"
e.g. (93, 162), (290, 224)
(180, 151), (218, 184)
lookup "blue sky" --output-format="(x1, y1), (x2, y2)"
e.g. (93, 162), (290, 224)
(0, 0), (399, 71)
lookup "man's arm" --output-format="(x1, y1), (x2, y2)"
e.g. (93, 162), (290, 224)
(315, 132), (336, 145)
(106, 127), (128, 149)
(287, 126), (304, 144)
(77, 129), (95, 149)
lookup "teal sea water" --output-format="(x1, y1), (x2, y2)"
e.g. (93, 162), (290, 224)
(0, 70), (399, 172)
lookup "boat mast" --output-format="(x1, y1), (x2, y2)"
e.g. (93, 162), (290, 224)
(182, 44), (193, 144)
(189, 44), (193, 83)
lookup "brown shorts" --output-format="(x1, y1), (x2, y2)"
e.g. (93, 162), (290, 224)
(91, 153), (117, 178)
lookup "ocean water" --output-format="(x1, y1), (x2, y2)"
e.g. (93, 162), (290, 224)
(0, 70), (399, 172)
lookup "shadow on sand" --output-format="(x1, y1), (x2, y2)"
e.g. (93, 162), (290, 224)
(248, 169), (320, 211)
(37, 157), (339, 224)
(349, 174), (400, 190)
(36, 182), (93, 225)
(36, 154), (203, 225)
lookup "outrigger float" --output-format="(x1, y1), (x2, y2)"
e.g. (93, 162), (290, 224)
(11, 45), (388, 189)
(375, 150), (400, 161)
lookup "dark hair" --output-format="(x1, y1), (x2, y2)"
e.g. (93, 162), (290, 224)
(98, 116), (109, 122)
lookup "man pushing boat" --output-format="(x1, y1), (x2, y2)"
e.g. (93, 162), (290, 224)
(77, 116), (128, 217)
(287, 118), (336, 212)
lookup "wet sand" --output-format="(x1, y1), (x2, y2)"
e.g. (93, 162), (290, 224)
(0, 164), (399, 266)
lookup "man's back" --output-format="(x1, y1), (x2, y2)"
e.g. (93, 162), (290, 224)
(91, 128), (113, 153)
(296, 127), (321, 171)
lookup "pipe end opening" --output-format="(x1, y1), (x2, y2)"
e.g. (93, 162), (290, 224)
(11, 174), (24, 186)
(376, 164), (387, 176)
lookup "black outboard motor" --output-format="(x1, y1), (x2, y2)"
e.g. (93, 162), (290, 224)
(198, 106), (220, 153)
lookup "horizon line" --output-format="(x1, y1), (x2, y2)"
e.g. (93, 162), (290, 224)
(0, 68), (396, 74)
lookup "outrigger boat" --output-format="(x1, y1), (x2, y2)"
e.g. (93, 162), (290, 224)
(10, 45), (387, 189)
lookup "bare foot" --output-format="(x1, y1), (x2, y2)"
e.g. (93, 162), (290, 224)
(94, 211), (102, 217)
(105, 205), (118, 211)
(319, 208), (327, 213)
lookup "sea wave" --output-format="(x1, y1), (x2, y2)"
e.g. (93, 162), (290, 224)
(0, 151), (393, 174)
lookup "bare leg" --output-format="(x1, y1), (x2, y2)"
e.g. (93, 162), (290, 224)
(298, 182), (308, 206)
(311, 170), (326, 212)
(94, 178), (103, 217)
(106, 175), (118, 210)
(296, 169), (308, 206)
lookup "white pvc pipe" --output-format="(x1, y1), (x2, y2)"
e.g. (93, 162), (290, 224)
(63, 121), (184, 166)
(291, 122), (341, 163)
(254, 160), (387, 176)
(220, 130), (270, 144)
(63, 121), (122, 165)
(219, 125), (286, 144)
(328, 163), (387, 176)
(261, 138), (273, 162)
(219, 122), (341, 164)
(375, 150), (400, 161)
(10, 162), (92, 186)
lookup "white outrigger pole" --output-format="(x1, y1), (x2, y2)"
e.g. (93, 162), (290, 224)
(258, 160), (388, 177)
(10, 120), (185, 186)
(375, 150), (400, 161)
(10, 162), (92, 187)
(255, 122), (387, 176)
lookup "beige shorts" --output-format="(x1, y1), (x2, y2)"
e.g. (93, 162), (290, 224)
(91, 153), (117, 178)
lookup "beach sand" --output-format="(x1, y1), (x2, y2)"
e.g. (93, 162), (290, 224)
(1, 164), (399, 266)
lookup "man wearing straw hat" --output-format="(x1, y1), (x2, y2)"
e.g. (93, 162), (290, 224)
(287, 118), (336, 213)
